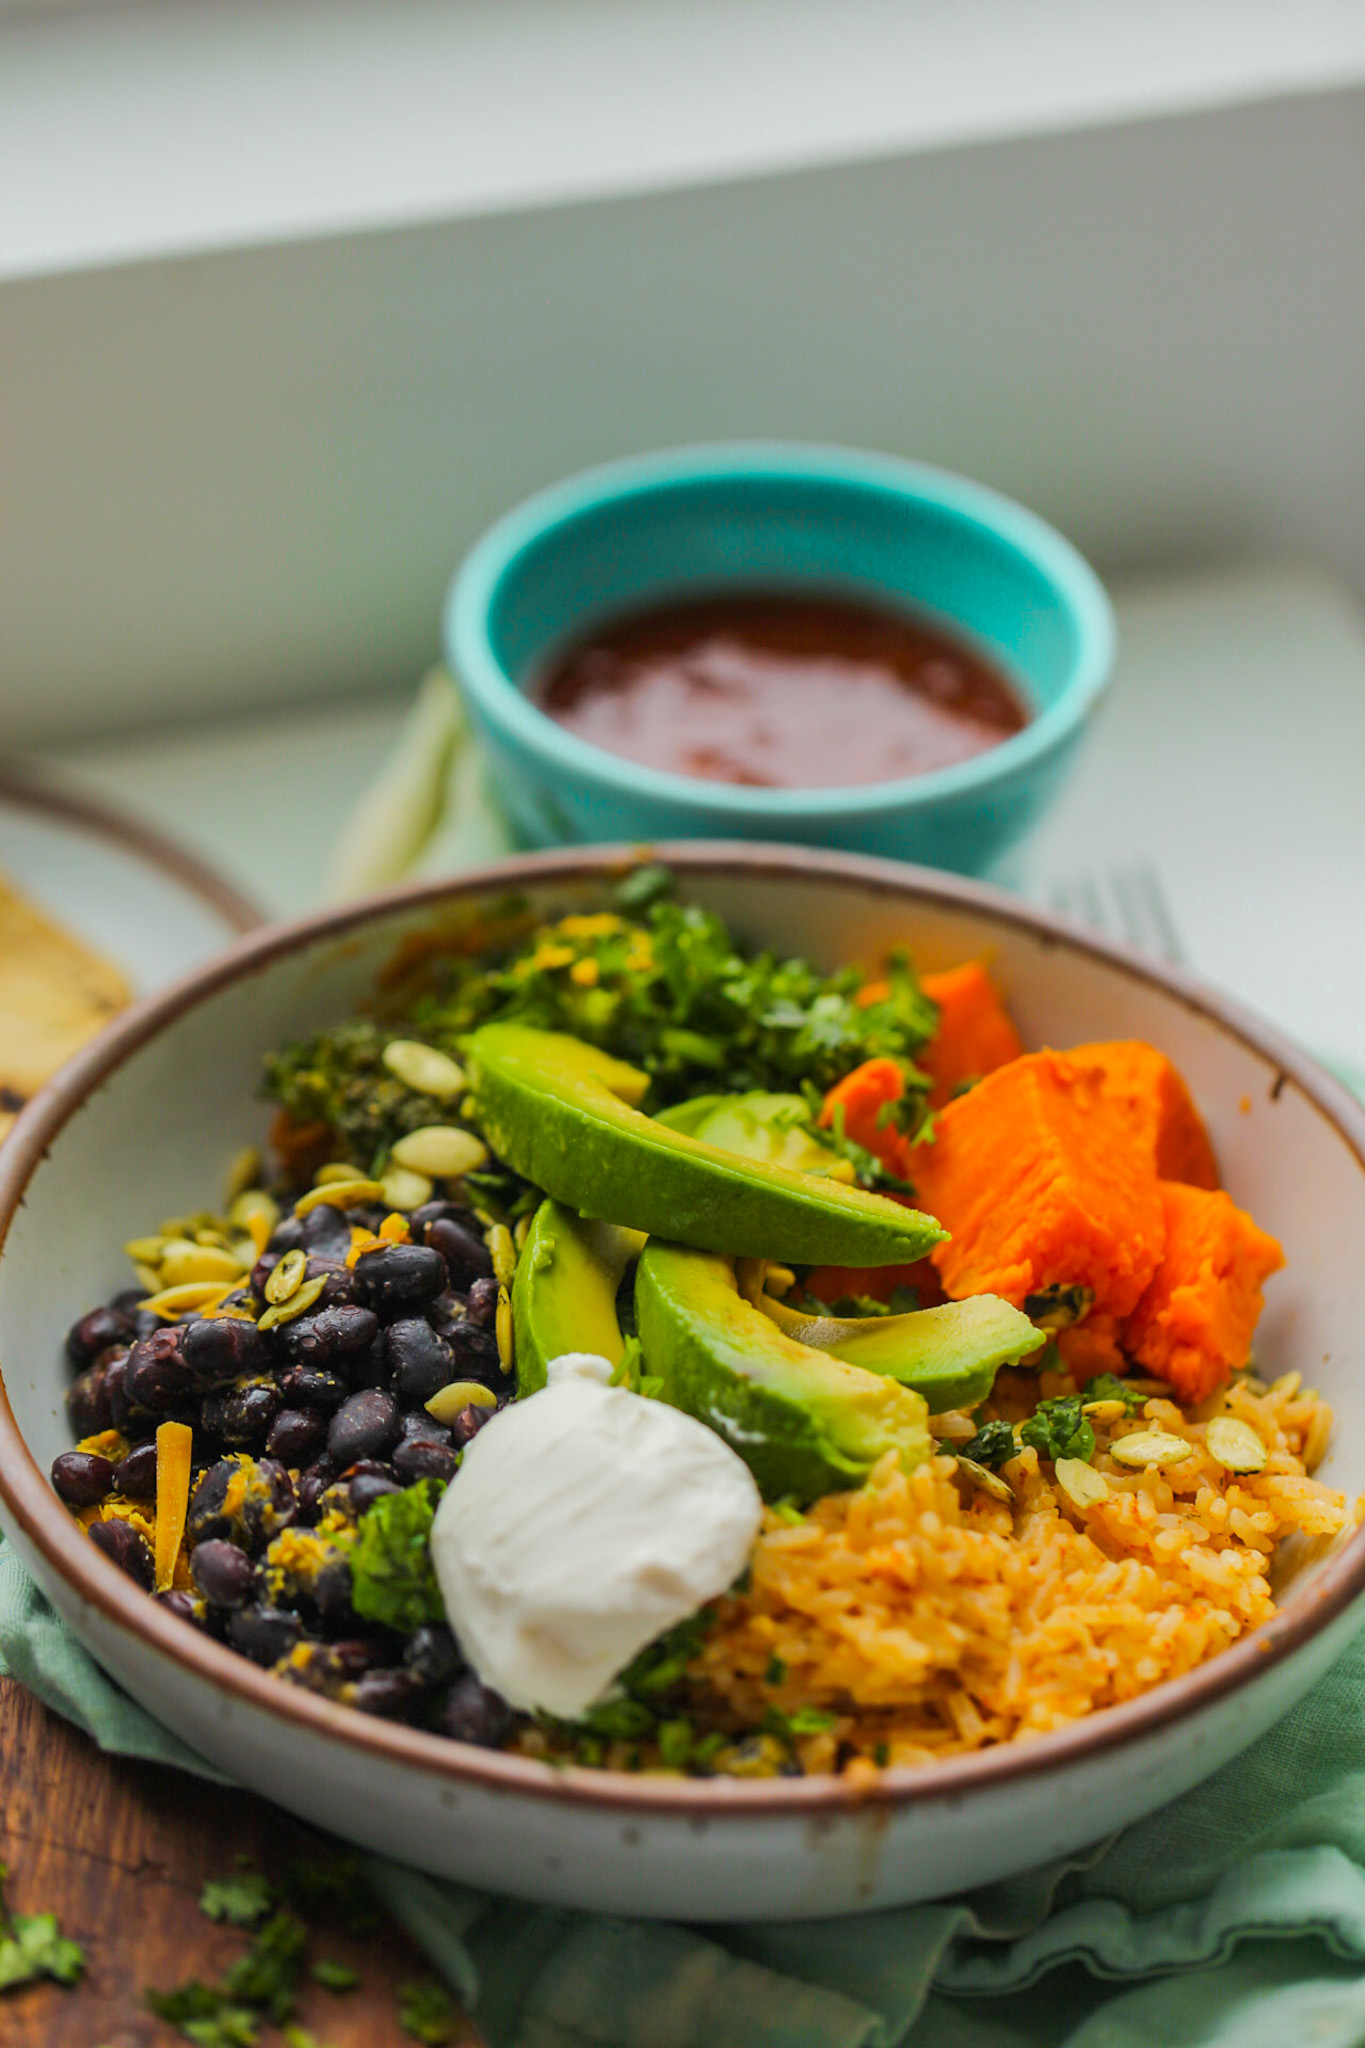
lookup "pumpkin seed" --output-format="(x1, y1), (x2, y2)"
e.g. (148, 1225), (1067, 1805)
(293, 1178), (384, 1216)
(488, 1224), (517, 1287)
(224, 1146), (262, 1204)
(229, 1188), (279, 1234)
(1108, 1429), (1195, 1470)
(160, 1239), (247, 1287)
(1054, 1457), (1110, 1510)
(425, 1380), (499, 1425)
(1205, 1415), (1268, 1473)
(380, 1166), (434, 1212)
(382, 1039), (468, 1099)
(953, 1456), (1013, 1504)
(265, 1247), (307, 1305)
(133, 1262), (163, 1294)
(139, 1280), (237, 1319)
(1269, 1371), (1302, 1401)
(257, 1274), (327, 1331)
(1082, 1399), (1127, 1424)
(315, 1161), (366, 1186)
(390, 1125), (489, 1180)
(124, 1235), (166, 1265)
(496, 1284), (514, 1373)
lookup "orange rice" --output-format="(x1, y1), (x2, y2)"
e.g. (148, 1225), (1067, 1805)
(690, 1373), (1353, 1777)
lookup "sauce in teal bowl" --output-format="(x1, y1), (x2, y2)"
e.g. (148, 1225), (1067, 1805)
(445, 444), (1115, 873)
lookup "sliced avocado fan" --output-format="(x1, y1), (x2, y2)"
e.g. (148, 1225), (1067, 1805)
(755, 1287), (1041, 1414)
(635, 1240), (932, 1501)
(654, 1091), (856, 1180)
(468, 1024), (943, 1267)
(512, 1199), (646, 1395)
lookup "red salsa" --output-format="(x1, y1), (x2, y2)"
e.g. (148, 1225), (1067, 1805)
(533, 590), (1029, 790)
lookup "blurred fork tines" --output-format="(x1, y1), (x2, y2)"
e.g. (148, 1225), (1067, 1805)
(1047, 861), (1186, 964)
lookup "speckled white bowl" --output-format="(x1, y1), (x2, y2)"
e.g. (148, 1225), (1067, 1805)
(2, 846), (1364, 1921)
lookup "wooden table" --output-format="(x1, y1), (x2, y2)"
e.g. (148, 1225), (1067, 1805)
(0, 1677), (480, 2045)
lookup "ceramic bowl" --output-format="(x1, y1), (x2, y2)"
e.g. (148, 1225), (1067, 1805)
(2, 846), (1363, 1922)
(445, 444), (1115, 873)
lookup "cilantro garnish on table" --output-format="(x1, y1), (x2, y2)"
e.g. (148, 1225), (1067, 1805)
(0, 1861), (84, 1993)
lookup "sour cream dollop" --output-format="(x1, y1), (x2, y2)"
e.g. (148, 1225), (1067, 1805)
(429, 1352), (763, 1719)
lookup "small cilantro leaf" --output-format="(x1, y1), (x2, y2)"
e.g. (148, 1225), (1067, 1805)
(399, 1975), (461, 2044)
(1020, 1395), (1096, 1464)
(959, 1418), (1017, 1471)
(1083, 1373), (1145, 1415)
(311, 1958), (361, 1992)
(350, 1480), (447, 1633)
(200, 1872), (273, 1927)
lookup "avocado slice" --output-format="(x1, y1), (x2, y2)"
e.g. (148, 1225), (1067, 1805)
(657, 1091), (856, 1181)
(511, 1199), (647, 1395)
(757, 1289), (1041, 1414)
(635, 1239), (932, 1501)
(468, 1024), (942, 1267)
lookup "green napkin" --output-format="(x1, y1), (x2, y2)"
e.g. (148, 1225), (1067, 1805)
(4, 1539), (1365, 2046)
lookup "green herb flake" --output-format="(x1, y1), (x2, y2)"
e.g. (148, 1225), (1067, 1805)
(0, 1863), (85, 1994)
(1020, 1395), (1096, 1465)
(764, 1653), (788, 1687)
(873, 1741), (891, 1767)
(1082, 1373), (1145, 1415)
(199, 1871), (273, 1927)
(399, 1974), (461, 2044)
(959, 1418), (1017, 1471)
(350, 1479), (447, 1633)
(311, 1958), (361, 1993)
(284, 1854), (382, 1937)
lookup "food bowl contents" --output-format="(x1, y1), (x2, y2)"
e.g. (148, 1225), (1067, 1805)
(534, 592), (1029, 789)
(0, 873), (130, 1140)
(52, 871), (1350, 1780)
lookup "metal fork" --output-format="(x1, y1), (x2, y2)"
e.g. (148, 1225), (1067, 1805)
(1045, 862), (1187, 966)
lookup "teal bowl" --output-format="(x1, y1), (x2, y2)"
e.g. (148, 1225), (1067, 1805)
(444, 444), (1115, 873)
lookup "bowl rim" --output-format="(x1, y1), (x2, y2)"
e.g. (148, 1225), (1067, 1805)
(444, 441), (1117, 819)
(2, 840), (1363, 1820)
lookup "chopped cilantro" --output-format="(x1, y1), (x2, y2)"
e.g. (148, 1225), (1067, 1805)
(959, 1418), (1017, 1471)
(284, 2028), (339, 2048)
(147, 1910), (306, 2044)
(0, 1863), (84, 1993)
(199, 1871), (272, 1927)
(765, 1653), (788, 1686)
(1020, 1395), (1096, 1465)
(350, 1480), (447, 1633)
(873, 1741), (891, 1767)
(284, 1854), (382, 1937)
(657, 1718), (695, 1769)
(311, 1958), (361, 1992)
(764, 1705), (837, 1740)
(1083, 1373), (1145, 1415)
(399, 1975), (461, 2044)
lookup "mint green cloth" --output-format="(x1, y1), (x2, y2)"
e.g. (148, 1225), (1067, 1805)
(4, 1540), (1365, 2046)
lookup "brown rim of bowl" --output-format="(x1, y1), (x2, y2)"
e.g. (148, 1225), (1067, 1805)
(0, 770), (262, 936)
(2, 840), (1364, 1818)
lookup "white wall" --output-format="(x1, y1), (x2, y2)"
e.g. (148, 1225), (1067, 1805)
(4, 84), (1365, 740)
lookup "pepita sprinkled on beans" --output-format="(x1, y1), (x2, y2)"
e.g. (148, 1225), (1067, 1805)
(223, 1145), (262, 1204)
(159, 1240), (246, 1288)
(952, 1456), (1013, 1504)
(257, 1273), (327, 1331)
(1108, 1429), (1195, 1470)
(496, 1285), (514, 1373)
(124, 1235), (166, 1265)
(228, 1187), (278, 1233)
(382, 1039), (468, 1099)
(264, 1248), (307, 1306)
(139, 1280), (238, 1319)
(425, 1380), (499, 1424)
(314, 1160), (366, 1186)
(293, 1178), (384, 1215)
(1054, 1457), (1110, 1510)
(380, 1166), (435, 1212)
(132, 1261), (162, 1294)
(390, 1125), (489, 1180)
(487, 1224), (517, 1288)
(1205, 1415), (1268, 1474)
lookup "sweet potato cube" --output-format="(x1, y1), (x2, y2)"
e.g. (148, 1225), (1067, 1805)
(1066, 1039), (1219, 1190)
(1122, 1180), (1284, 1405)
(818, 1057), (915, 1179)
(909, 1051), (1166, 1318)
(918, 962), (1024, 1109)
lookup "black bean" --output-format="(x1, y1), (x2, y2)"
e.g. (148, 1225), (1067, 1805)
(393, 1437), (460, 1485)
(439, 1672), (513, 1748)
(424, 1217), (494, 1292)
(384, 1319), (457, 1408)
(183, 1316), (269, 1387)
(403, 1624), (461, 1688)
(314, 1553), (358, 1633)
(280, 1366), (349, 1409)
(303, 1256), (358, 1311)
(352, 1244), (446, 1320)
(446, 1317), (500, 1379)
(264, 1406), (327, 1467)
(349, 1470), (402, 1514)
(267, 1213), (307, 1255)
(66, 1360), (115, 1437)
(301, 1202), (351, 1255)
(190, 1537), (256, 1609)
(398, 1408), (450, 1443)
(187, 1455), (295, 1551)
(229, 1604), (305, 1666)
(451, 1404), (493, 1450)
(464, 1275), (500, 1326)
(213, 1378), (283, 1448)
(155, 1588), (201, 1626)
(88, 1517), (155, 1589)
(327, 1390), (399, 1466)
(110, 1287), (146, 1316)
(65, 1303), (137, 1369)
(346, 1337), (390, 1392)
(125, 1328), (196, 1412)
(102, 1351), (133, 1428)
(296, 1456), (338, 1524)
(410, 1198), (475, 1236)
(280, 1304), (379, 1368)
(349, 1669), (420, 1720)
(51, 1450), (115, 1506)
(250, 1252), (280, 1298)
(116, 1441), (160, 1499)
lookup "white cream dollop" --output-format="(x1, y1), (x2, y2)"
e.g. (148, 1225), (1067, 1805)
(429, 1351), (763, 1719)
